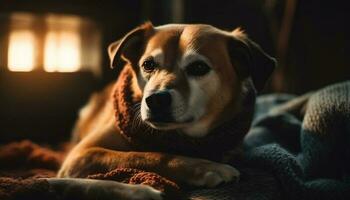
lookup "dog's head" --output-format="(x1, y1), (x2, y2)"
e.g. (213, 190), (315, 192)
(108, 22), (276, 137)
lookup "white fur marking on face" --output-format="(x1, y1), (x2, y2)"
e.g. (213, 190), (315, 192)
(182, 72), (220, 137)
(180, 50), (212, 70)
(139, 48), (221, 136)
(178, 49), (221, 137)
(140, 96), (149, 122)
(140, 75), (156, 121)
(171, 89), (186, 121)
(139, 48), (164, 67)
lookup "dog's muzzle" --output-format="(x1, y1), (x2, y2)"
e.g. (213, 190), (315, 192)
(145, 90), (173, 123)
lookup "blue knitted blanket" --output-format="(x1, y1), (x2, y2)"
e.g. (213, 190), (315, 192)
(189, 81), (350, 200)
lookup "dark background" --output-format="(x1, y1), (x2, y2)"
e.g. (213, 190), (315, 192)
(0, 0), (348, 144)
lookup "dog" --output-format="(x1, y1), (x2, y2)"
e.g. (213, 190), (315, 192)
(54, 22), (276, 200)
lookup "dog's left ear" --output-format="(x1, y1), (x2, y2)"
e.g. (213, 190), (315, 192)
(228, 28), (277, 92)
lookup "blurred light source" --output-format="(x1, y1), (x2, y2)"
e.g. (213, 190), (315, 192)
(8, 30), (36, 72)
(44, 15), (82, 73)
(6, 13), (101, 75)
(44, 31), (81, 72)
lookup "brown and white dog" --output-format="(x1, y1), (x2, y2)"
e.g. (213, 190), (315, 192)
(52, 22), (275, 200)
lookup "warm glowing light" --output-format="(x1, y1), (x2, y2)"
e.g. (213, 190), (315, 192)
(8, 30), (36, 71)
(44, 31), (81, 72)
(6, 13), (100, 74)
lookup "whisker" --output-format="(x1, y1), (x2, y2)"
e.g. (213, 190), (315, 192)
(131, 103), (142, 131)
(129, 102), (157, 136)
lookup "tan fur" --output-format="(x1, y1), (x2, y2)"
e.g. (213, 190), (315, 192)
(71, 84), (114, 142)
(57, 23), (271, 192)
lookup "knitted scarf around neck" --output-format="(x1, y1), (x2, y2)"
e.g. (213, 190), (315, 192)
(113, 66), (255, 161)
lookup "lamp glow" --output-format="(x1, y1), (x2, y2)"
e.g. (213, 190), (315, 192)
(44, 31), (81, 72)
(8, 30), (36, 72)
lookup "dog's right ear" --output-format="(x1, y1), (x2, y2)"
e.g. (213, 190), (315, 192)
(108, 22), (154, 68)
(228, 28), (276, 93)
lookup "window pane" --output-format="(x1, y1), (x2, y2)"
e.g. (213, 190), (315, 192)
(44, 31), (81, 72)
(8, 30), (36, 72)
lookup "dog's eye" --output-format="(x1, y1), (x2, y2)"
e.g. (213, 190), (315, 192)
(185, 61), (211, 77)
(142, 59), (157, 72)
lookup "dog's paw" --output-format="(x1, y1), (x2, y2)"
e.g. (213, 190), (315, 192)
(187, 161), (240, 188)
(125, 184), (163, 200)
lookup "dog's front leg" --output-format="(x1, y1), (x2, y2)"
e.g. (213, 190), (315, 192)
(58, 147), (240, 188)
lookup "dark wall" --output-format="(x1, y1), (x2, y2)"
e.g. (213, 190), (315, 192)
(281, 0), (348, 93)
(0, 72), (97, 143)
(183, 0), (274, 56)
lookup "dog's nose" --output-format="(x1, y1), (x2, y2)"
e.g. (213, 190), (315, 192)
(145, 91), (172, 111)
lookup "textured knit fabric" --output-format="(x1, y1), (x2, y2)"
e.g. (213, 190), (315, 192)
(241, 81), (350, 200)
(187, 81), (350, 200)
(88, 168), (182, 200)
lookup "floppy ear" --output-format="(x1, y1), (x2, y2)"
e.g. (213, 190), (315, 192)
(228, 28), (276, 92)
(108, 22), (155, 68)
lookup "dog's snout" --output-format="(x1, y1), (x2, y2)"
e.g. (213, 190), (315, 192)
(146, 91), (172, 111)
